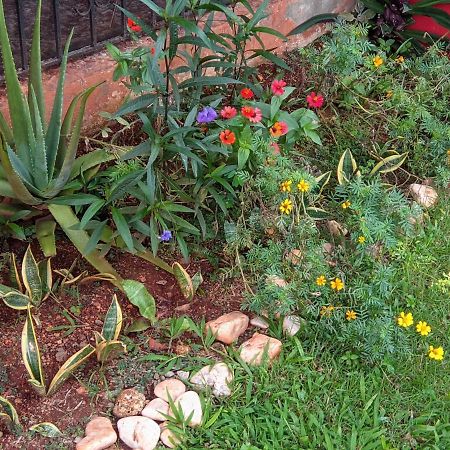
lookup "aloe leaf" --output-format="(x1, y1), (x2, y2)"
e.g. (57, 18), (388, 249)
(21, 308), (46, 395)
(48, 204), (123, 287)
(45, 84), (101, 198)
(0, 0), (32, 166)
(102, 295), (123, 341)
(96, 340), (127, 363)
(29, 422), (62, 437)
(0, 396), (20, 426)
(287, 13), (338, 36)
(47, 345), (95, 396)
(22, 246), (43, 305)
(0, 110), (13, 144)
(46, 29), (74, 179)
(122, 279), (156, 323)
(36, 217), (57, 257)
(28, 0), (45, 126)
(173, 262), (194, 301)
(28, 87), (49, 191)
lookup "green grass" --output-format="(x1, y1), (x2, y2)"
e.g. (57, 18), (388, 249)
(171, 197), (450, 450)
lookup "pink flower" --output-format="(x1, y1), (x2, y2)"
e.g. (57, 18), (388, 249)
(241, 106), (262, 123)
(270, 142), (280, 155)
(220, 106), (237, 119)
(270, 121), (288, 137)
(271, 79), (287, 96)
(306, 92), (324, 108)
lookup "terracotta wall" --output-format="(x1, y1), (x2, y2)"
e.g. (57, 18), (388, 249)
(0, 0), (355, 132)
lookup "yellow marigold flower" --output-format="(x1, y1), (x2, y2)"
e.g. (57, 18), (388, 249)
(330, 277), (344, 291)
(320, 305), (335, 317)
(428, 345), (444, 361)
(346, 310), (357, 321)
(416, 321), (431, 336)
(280, 180), (292, 192)
(341, 200), (351, 209)
(357, 236), (366, 244)
(297, 179), (310, 193)
(279, 198), (293, 215)
(397, 311), (413, 328)
(316, 275), (327, 286)
(373, 55), (384, 68)
(386, 90), (393, 99)
(395, 55), (405, 64)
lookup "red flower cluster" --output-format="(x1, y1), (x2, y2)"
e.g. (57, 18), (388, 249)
(306, 92), (324, 108)
(127, 18), (142, 33)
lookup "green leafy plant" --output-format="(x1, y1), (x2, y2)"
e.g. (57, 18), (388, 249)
(21, 295), (126, 396)
(0, 247), (52, 310)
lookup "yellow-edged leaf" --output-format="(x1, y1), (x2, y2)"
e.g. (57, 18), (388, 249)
(38, 258), (53, 301)
(315, 171), (331, 194)
(102, 294), (123, 341)
(9, 252), (23, 292)
(29, 422), (62, 437)
(122, 279), (156, 323)
(2, 290), (31, 309)
(0, 395), (20, 426)
(21, 246), (42, 305)
(21, 308), (46, 395)
(96, 340), (127, 363)
(337, 150), (359, 185)
(47, 345), (95, 396)
(369, 152), (408, 177)
(173, 262), (194, 301)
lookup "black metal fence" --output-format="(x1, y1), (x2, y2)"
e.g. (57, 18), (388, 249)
(1, 0), (160, 74)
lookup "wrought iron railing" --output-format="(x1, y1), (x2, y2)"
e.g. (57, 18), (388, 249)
(1, 0), (158, 74)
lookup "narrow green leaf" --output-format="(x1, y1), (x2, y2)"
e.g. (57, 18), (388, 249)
(102, 295), (123, 341)
(0, 396), (20, 426)
(29, 422), (62, 437)
(111, 207), (134, 252)
(369, 152), (408, 177)
(287, 13), (338, 36)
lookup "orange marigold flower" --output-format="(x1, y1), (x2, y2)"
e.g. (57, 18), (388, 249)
(219, 129), (236, 145)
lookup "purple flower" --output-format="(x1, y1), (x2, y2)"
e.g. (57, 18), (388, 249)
(196, 107), (218, 123)
(159, 230), (172, 242)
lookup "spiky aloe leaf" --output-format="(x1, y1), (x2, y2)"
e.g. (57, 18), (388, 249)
(102, 295), (123, 341)
(36, 217), (57, 257)
(28, 0), (44, 125)
(122, 279), (156, 323)
(47, 345), (95, 396)
(0, 110), (13, 144)
(96, 340), (127, 363)
(46, 29), (74, 179)
(21, 308), (46, 395)
(22, 246), (43, 305)
(173, 262), (194, 301)
(47, 204), (123, 288)
(0, 0), (32, 166)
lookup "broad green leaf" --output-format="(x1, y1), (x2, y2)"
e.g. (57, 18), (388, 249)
(21, 308), (46, 395)
(369, 152), (408, 177)
(36, 217), (56, 257)
(29, 422), (62, 437)
(22, 247), (42, 305)
(122, 279), (157, 323)
(124, 318), (152, 334)
(0, 395), (20, 426)
(47, 345), (95, 396)
(102, 295), (123, 341)
(173, 262), (194, 301)
(96, 340), (127, 363)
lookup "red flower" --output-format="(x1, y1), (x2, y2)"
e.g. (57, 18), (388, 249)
(306, 92), (324, 108)
(220, 129), (236, 145)
(271, 79), (287, 96)
(240, 88), (254, 99)
(270, 121), (288, 137)
(127, 18), (142, 33)
(220, 106), (237, 119)
(151, 47), (155, 55)
(241, 106), (262, 123)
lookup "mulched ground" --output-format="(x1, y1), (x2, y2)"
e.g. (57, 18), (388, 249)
(0, 237), (244, 449)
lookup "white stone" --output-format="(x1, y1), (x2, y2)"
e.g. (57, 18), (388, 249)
(326, 220), (348, 238)
(205, 311), (249, 344)
(154, 379), (186, 402)
(141, 398), (169, 422)
(250, 316), (269, 329)
(170, 391), (203, 427)
(76, 417), (117, 450)
(266, 275), (288, 288)
(409, 183), (438, 208)
(190, 362), (233, 397)
(177, 370), (190, 381)
(283, 315), (301, 336)
(160, 427), (182, 448)
(117, 416), (160, 450)
(240, 333), (282, 366)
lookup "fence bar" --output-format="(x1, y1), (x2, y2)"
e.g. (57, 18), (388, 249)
(14, 0), (27, 69)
